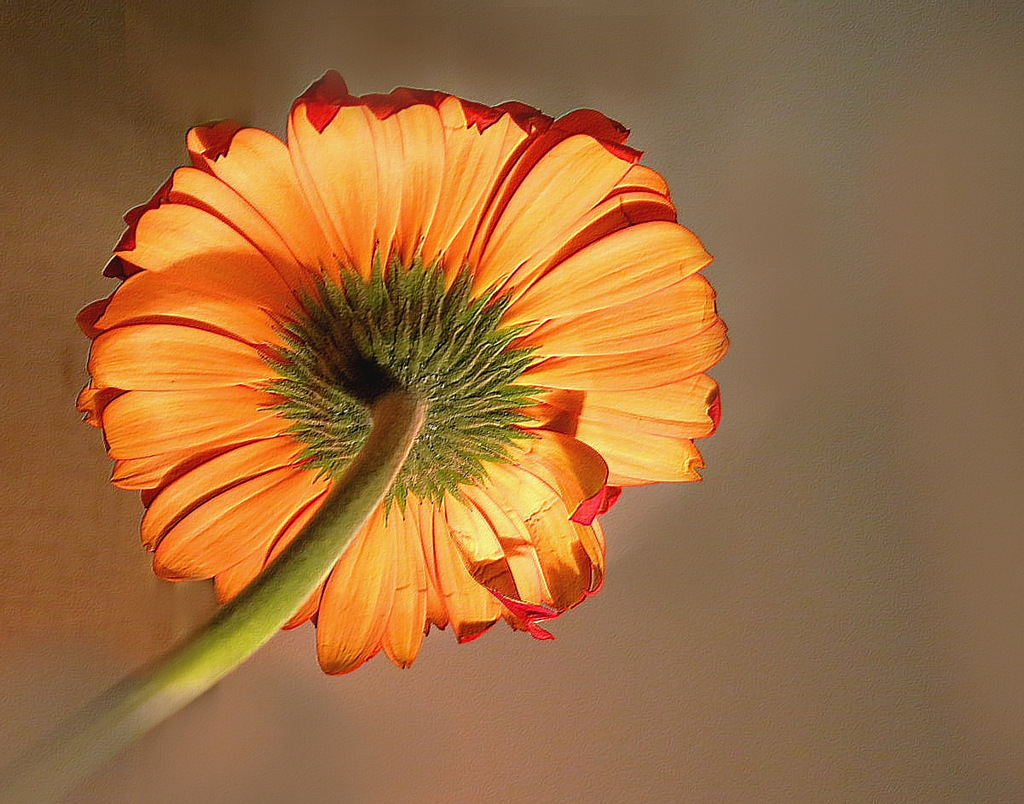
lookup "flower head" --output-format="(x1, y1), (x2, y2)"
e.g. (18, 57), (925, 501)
(78, 72), (727, 673)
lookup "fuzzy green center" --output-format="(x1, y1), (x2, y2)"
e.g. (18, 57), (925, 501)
(269, 259), (538, 507)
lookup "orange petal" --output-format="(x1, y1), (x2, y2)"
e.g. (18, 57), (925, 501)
(141, 436), (308, 549)
(381, 504), (429, 667)
(511, 430), (608, 512)
(111, 441), (259, 491)
(496, 160), (678, 307)
(92, 271), (283, 346)
(522, 318), (729, 391)
(390, 103), (446, 266)
(580, 518), (606, 593)
(361, 107), (403, 269)
(442, 494), (519, 598)
(461, 105), (639, 271)
(153, 465), (324, 579)
(503, 190), (678, 305)
(477, 461), (599, 611)
(213, 549), (266, 604)
(574, 404), (707, 484)
(76, 382), (123, 428)
(415, 499), (449, 631)
(471, 135), (634, 294)
(319, 100), (451, 271)
(580, 374), (721, 439)
(118, 203), (299, 313)
(462, 485), (551, 607)
(316, 506), (396, 674)
(186, 125), (336, 279)
(213, 492), (330, 631)
(421, 99), (531, 276)
(430, 506), (502, 641)
(89, 324), (272, 391)
(503, 221), (712, 326)
(164, 166), (313, 295)
(101, 387), (286, 460)
(520, 274), (719, 356)
(288, 88), (380, 277)
(465, 119), (599, 274)
(614, 163), (671, 197)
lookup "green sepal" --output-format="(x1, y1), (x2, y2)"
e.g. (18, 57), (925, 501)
(268, 256), (540, 506)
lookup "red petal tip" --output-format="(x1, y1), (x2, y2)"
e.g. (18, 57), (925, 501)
(114, 176), (174, 253)
(490, 591), (559, 641)
(602, 141), (643, 164)
(102, 255), (137, 279)
(298, 71), (352, 133)
(190, 119), (243, 161)
(553, 108), (631, 144)
(495, 100), (553, 134)
(459, 98), (506, 132)
(708, 390), (722, 433)
(551, 108), (639, 162)
(455, 621), (497, 644)
(571, 485), (622, 525)
(76, 297), (110, 338)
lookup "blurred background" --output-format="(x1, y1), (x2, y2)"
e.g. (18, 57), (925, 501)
(1, 1), (1023, 801)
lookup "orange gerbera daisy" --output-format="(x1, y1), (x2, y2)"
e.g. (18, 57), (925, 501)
(77, 72), (728, 674)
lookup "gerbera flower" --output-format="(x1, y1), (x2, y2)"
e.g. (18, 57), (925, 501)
(77, 72), (727, 674)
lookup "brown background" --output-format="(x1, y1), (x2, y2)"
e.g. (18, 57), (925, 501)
(2, 1), (1023, 801)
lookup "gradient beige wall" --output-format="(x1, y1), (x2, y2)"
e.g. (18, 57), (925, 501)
(2, 1), (1023, 801)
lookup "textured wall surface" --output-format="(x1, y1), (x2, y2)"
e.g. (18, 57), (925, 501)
(1, 1), (1023, 801)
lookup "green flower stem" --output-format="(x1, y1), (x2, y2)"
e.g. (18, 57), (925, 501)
(0, 390), (426, 804)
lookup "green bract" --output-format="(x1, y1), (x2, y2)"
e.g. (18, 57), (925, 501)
(269, 258), (538, 507)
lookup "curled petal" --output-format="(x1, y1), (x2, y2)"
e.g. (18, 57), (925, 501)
(476, 461), (601, 611)
(443, 494), (519, 599)
(489, 591), (558, 641)
(430, 506), (503, 642)
(76, 382), (123, 428)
